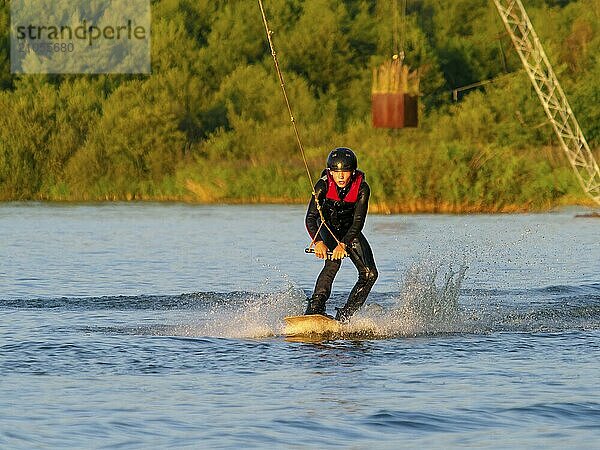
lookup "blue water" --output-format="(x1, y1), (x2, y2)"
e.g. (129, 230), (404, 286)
(1, 203), (599, 448)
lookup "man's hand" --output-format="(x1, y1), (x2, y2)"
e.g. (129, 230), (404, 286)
(331, 243), (347, 260)
(314, 241), (329, 259)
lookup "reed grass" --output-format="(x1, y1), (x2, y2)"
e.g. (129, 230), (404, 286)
(372, 58), (420, 95)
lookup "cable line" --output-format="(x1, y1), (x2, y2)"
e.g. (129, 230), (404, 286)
(394, 0), (408, 62)
(257, 0), (343, 250)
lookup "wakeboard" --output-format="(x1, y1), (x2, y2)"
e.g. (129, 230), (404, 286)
(284, 314), (342, 336)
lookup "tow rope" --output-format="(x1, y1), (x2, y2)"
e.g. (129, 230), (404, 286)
(257, 0), (343, 253)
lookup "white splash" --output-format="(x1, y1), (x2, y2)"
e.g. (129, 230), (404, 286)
(345, 259), (468, 338)
(174, 283), (306, 339)
(170, 259), (468, 340)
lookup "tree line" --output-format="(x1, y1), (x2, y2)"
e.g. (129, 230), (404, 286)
(0, 0), (598, 211)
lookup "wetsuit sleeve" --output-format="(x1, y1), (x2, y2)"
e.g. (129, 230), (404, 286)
(305, 178), (326, 240)
(341, 181), (370, 246)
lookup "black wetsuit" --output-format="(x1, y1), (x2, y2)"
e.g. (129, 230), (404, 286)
(305, 170), (378, 321)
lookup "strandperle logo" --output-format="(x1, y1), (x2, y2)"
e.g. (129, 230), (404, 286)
(10, 0), (151, 74)
(15, 19), (147, 47)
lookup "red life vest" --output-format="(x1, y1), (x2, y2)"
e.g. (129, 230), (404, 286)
(325, 171), (363, 203)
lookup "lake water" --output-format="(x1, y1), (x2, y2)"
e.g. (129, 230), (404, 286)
(1, 203), (599, 448)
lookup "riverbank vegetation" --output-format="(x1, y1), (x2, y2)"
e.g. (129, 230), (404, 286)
(0, 0), (598, 211)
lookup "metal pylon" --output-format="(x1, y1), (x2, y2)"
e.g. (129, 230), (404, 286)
(492, 0), (600, 206)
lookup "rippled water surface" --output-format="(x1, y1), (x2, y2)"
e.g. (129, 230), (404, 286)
(1, 203), (599, 448)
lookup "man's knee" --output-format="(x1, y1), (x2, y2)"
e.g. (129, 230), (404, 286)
(360, 267), (378, 285)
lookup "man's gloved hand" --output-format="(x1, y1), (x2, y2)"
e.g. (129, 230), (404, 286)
(314, 241), (329, 259)
(331, 243), (347, 260)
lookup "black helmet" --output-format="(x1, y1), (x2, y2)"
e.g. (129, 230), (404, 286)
(327, 147), (357, 172)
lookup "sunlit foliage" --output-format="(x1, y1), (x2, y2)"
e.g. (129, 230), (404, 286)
(0, 0), (597, 210)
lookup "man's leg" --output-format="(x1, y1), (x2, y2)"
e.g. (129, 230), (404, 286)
(305, 258), (341, 315)
(335, 233), (378, 321)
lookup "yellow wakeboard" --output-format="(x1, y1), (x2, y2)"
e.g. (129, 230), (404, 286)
(284, 314), (342, 336)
